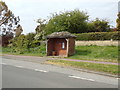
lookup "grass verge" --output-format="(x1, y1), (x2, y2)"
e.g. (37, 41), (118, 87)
(46, 60), (119, 75)
(67, 45), (118, 63)
(1, 45), (118, 63)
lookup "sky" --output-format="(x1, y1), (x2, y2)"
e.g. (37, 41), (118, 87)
(2, 0), (119, 34)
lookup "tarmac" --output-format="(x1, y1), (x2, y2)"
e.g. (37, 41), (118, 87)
(1, 54), (119, 78)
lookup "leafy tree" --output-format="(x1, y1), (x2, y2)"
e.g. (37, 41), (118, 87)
(10, 33), (40, 53)
(26, 33), (35, 42)
(34, 18), (46, 40)
(87, 22), (94, 32)
(88, 18), (110, 32)
(45, 9), (89, 34)
(116, 12), (120, 31)
(26, 32), (40, 48)
(10, 34), (27, 53)
(0, 1), (23, 37)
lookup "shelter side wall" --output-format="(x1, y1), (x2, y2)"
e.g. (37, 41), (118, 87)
(68, 38), (75, 56)
(47, 39), (54, 56)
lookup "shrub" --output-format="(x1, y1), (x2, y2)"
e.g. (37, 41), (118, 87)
(27, 44), (46, 56)
(74, 32), (119, 41)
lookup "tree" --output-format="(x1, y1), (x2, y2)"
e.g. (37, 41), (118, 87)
(0, 1), (23, 37)
(10, 34), (28, 54)
(34, 18), (46, 40)
(116, 12), (120, 31)
(10, 33), (40, 53)
(45, 9), (89, 34)
(26, 32), (40, 48)
(88, 18), (110, 32)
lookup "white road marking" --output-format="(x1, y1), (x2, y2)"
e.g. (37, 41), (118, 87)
(69, 75), (95, 82)
(86, 79), (95, 82)
(14, 65), (24, 68)
(0, 63), (7, 65)
(116, 78), (119, 80)
(34, 69), (48, 73)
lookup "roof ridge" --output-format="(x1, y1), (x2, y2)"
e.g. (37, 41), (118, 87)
(46, 31), (76, 38)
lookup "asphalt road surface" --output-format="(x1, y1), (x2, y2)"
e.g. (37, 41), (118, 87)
(1, 57), (118, 88)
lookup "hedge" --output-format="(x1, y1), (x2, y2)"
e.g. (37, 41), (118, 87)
(74, 32), (119, 41)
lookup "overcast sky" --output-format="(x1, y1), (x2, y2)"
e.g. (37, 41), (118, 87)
(2, 0), (119, 34)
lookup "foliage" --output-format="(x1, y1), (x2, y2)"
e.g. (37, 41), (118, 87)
(45, 9), (89, 34)
(10, 34), (28, 54)
(25, 44), (46, 56)
(75, 32), (119, 41)
(0, 1), (23, 37)
(25, 32), (38, 48)
(116, 12), (120, 31)
(34, 18), (46, 40)
(2, 44), (46, 56)
(87, 18), (110, 32)
(36, 9), (112, 36)
(9, 33), (40, 54)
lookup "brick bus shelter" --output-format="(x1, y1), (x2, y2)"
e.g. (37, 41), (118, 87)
(46, 31), (76, 57)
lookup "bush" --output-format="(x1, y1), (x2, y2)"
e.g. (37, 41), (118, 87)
(74, 32), (119, 41)
(26, 44), (46, 56)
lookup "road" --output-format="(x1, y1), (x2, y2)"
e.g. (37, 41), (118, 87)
(1, 56), (119, 88)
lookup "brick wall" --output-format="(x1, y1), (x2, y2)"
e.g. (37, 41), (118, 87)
(68, 38), (75, 56)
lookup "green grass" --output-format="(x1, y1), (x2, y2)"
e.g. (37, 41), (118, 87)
(1, 45), (118, 63)
(1, 45), (46, 57)
(1, 45), (119, 75)
(47, 60), (119, 75)
(67, 45), (118, 63)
